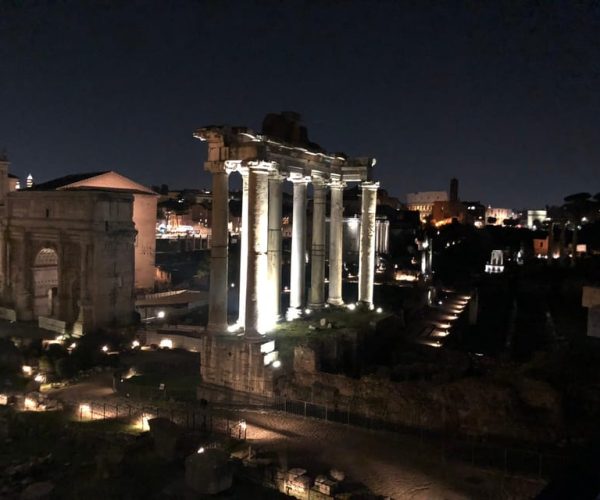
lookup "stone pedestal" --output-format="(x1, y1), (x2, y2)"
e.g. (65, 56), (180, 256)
(358, 182), (379, 307)
(185, 449), (232, 495)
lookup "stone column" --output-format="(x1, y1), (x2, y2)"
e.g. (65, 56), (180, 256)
(73, 241), (92, 336)
(245, 163), (271, 337)
(267, 171), (284, 320)
(207, 164), (230, 334)
(237, 168), (249, 328)
(308, 178), (327, 309)
(358, 181), (379, 307)
(327, 179), (345, 306)
(287, 175), (310, 319)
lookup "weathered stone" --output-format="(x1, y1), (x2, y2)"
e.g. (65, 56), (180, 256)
(329, 469), (345, 482)
(148, 417), (183, 461)
(19, 481), (54, 500)
(185, 449), (232, 495)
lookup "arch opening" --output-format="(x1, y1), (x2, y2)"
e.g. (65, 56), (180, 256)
(32, 248), (59, 318)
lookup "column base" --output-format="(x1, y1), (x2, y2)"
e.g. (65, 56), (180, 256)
(307, 302), (325, 310)
(286, 307), (302, 321)
(357, 300), (374, 310)
(327, 298), (344, 307)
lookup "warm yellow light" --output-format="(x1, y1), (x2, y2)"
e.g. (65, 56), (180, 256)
(159, 338), (173, 349)
(139, 415), (151, 430)
(34, 374), (46, 383)
(131, 340), (140, 348)
(79, 403), (91, 418)
(24, 397), (37, 411)
(22, 365), (32, 376)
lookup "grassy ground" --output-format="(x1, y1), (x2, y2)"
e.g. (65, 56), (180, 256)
(269, 306), (386, 362)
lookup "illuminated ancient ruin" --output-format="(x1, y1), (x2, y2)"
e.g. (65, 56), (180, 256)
(194, 113), (379, 336)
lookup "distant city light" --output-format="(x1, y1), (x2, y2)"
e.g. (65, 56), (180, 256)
(101, 345), (109, 353)
(131, 340), (140, 348)
(197, 447), (205, 454)
(22, 365), (32, 376)
(34, 374), (46, 383)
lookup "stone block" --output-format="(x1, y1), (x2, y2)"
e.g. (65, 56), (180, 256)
(185, 449), (232, 495)
(149, 417), (183, 461)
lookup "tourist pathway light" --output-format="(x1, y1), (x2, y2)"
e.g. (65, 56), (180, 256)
(376, 307), (383, 313)
(131, 340), (140, 348)
(157, 310), (166, 319)
(22, 365), (32, 376)
(101, 345), (109, 353)
(79, 403), (91, 419)
(347, 304), (356, 311)
(197, 447), (205, 454)
(272, 360), (281, 369)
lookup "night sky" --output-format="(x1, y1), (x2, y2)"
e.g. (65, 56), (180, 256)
(1, 1), (599, 208)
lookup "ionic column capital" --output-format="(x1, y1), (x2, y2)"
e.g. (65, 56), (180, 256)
(269, 170), (287, 182)
(360, 181), (380, 191)
(288, 173), (311, 184)
(329, 179), (347, 190)
(205, 161), (232, 175)
(312, 175), (328, 189)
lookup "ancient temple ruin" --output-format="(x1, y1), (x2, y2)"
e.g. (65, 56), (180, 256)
(194, 113), (379, 337)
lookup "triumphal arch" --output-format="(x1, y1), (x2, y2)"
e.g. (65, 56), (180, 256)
(194, 113), (379, 338)
(0, 159), (137, 333)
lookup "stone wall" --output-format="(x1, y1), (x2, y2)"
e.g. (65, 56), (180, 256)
(200, 336), (277, 398)
(281, 346), (562, 443)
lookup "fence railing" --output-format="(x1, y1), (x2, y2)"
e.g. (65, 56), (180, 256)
(73, 399), (246, 440)
(267, 397), (569, 479)
(76, 388), (571, 480)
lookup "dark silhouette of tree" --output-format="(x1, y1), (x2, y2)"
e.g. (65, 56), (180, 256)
(562, 192), (593, 265)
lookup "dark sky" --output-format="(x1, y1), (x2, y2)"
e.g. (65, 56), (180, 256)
(1, 1), (599, 208)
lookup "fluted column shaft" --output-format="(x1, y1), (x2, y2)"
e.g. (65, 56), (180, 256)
(288, 176), (309, 318)
(358, 181), (379, 307)
(237, 169), (249, 327)
(327, 180), (344, 306)
(207, 166), (230, 333)
(245, 163), (270, 337)
(267, 172), (284, 320)
(309, 179), (327, 308)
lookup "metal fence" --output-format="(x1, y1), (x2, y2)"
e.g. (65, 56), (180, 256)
(73, 399), (246, 440)
(72, 393), (570, 479)
(268, 397), (570, 479)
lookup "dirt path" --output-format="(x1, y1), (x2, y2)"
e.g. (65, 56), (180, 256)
(46, 374), (544, 499)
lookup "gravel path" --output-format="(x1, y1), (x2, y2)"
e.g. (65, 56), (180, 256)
(48, 373), (545, 499)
